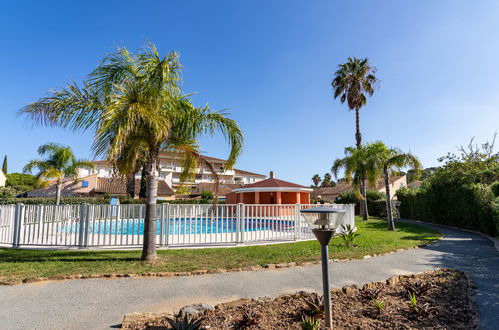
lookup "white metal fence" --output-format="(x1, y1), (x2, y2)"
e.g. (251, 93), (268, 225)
(0, 203), (355, 249)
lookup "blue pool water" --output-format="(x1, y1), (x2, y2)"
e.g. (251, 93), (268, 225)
(62, 218), (293, 235)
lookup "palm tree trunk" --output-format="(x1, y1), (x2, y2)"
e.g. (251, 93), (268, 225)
(359, 179), (369, 220)
(126, 173), (136, 198)
(354, 106), (369, 220)
(355, 107), (362, 148)
(141, 155), (158, 261)
(384, 168), (395, 231)
(55, 181), (62, 205)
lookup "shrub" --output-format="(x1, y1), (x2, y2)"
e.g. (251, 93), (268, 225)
(336, 190), (387, 217)
(200, 191), (214, 200)
(0, 197), (108, 205)
(491, 182), (499, 197)
(398, 183), (497, 236)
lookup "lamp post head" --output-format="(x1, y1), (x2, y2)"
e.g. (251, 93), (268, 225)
(300, 206), (346, 245)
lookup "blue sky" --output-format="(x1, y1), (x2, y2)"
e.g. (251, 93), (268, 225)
(1, 1), (498, 185)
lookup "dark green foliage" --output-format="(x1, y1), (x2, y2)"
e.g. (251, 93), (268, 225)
(397, 136), (499, 236)
(166, 314), (205, 330)
(200, 191), (214, 200)
(2, 155), (7, 174)
(406, 167), (437, 183)
(6, 173), (38, 188)
(0, 197), (108, 205)
(336, 190), (387, 217)
(398, 184), (496, 236)
(0, 197), (224, 205)
(491, 182), (499, 197)
(336, 190), (386, 204)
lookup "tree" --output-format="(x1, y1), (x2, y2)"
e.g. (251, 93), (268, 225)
(367, 142), (421, 230)
(2, 155), (7, 174)
(332, 145), (379, 220)
(21, 43), (243, 261)
(311, 174), (321, 187)
(332, 57), (378, 219)
(321, 173), (333, 187)
(23, 143), (94, 204)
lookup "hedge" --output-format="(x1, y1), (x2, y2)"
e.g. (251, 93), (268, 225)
(0, 196), (224, 205)
(335, 190), (388, 217)
(397, 184), (497, 236)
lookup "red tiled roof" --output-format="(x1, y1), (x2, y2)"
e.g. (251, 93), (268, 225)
(242, 178), (309, 189)
(191, 182), (244, 196)
(234, 169), (266, 177)
(95, 178), (174, 196)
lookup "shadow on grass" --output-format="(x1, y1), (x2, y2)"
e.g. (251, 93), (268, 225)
(0, 249), (142, 263)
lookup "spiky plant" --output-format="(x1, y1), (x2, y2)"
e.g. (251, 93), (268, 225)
(301, 315), (321, 330)
(303, 293), (324, 318)
(339, 224), (359, 247)
(166, 314), (205, 330)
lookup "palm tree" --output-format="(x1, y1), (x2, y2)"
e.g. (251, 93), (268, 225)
(23, 143), (94, 204)
(311, 174), (321, 187)
(332, 145), (378, 220)
(20, 43), (243, 261)
(332, 57), (378, 148)
(322, 173), (333, 187)
(332, 57), (378, 219)
(367, 142), (421, 231)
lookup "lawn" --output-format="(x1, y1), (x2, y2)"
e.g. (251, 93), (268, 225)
(0, 218), (440, 285)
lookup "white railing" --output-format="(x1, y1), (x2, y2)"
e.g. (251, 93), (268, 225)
(0, 203), (355, 249)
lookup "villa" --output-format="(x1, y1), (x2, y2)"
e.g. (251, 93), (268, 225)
(22, 152), (265, 200)
(77, 151), (266, 189)
(312, 175), (408, 201)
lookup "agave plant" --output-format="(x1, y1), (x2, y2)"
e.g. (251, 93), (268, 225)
(407, 292), (435, 315)
(303, 293), (324, 318)
(301, 315), (321, 330)
(339, 224), (359, 247)
(166, 314), (205, 330)
(239, 310), (260, 327)
(371, 299), (385, 314)
(361, 288), (382, 301)
(402, 281), (433, 296)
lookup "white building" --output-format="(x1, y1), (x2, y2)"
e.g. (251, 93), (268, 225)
(77, 152), (266, 188)
(0, 170), (6, 187)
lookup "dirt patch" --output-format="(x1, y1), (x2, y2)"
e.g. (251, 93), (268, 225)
(122, 269), (477, 329)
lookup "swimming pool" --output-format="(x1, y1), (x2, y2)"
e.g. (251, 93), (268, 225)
(62, 218), (294, 235)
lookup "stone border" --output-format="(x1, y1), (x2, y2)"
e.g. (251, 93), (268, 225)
(3, 235), (443, 286)
(121, 268), (478, 329)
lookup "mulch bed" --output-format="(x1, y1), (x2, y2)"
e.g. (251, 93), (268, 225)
(123, 268), (477, 329)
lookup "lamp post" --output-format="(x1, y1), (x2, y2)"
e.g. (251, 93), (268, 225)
(300, 207), (346, 328)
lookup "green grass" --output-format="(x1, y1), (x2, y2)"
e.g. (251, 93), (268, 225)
(0, 217), (440, 284)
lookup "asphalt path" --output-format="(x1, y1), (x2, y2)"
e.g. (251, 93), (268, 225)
(0, 221), (497, 330)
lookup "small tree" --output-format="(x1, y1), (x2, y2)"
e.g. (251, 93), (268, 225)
(322, 173), (333, 187)
(311, 174), (321, 187)
(368, 141), (422, 230)
(23, 143), (94, 205)
(2, 155), (7, 174)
